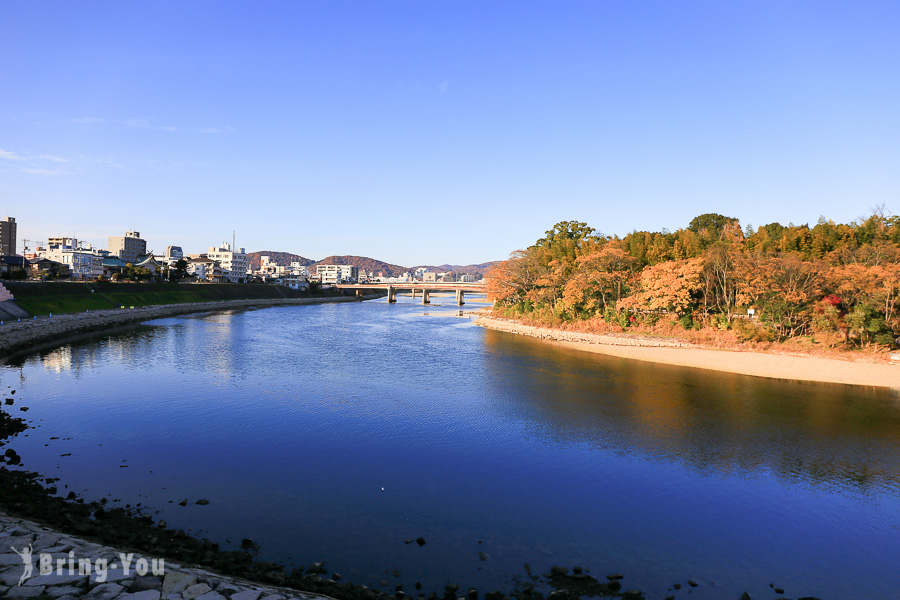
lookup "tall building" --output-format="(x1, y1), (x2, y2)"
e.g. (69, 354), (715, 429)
(0, 217), (16, 255)
(108, 231), (147, 263)
(207, 242), (248, 282)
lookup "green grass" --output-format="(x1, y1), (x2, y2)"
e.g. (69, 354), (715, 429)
(4, 281), (318, 316)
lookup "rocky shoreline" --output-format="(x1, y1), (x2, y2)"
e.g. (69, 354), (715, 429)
(0, 513), (331, 600)
(0, 294), (384, 360)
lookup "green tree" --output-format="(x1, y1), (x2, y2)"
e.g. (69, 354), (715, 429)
(687, 213), (739, 237)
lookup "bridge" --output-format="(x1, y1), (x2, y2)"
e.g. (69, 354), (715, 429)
(336, 282), (486, 305)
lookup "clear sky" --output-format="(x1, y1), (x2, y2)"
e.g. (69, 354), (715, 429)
(2, 1), (898, 266)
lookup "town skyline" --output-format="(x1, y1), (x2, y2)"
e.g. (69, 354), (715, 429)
(3, 1), (899, 265)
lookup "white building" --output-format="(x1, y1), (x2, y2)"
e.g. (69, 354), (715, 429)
(38, 239), (106, 279)
(316, 264), (358, 284)
(207, 242), (249, 283)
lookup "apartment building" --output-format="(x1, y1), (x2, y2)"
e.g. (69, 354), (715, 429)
(108, 231), (147, 263)
(207, 242), (249, 282)
(316, 264), (358, 284)
(0, 217), (16, 255)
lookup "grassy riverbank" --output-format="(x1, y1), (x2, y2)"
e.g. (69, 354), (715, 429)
(4, 281), (323, 316)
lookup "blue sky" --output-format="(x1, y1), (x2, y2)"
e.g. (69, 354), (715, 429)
(2, 1), (898, 266)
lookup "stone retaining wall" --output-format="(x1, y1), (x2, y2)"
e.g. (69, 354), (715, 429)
(0, 295), (384, 359)
(475, 315), (693, 348)
(0, 512), (332, 600)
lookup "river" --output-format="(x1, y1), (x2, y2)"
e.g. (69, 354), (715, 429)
(1, 294), (898, 599)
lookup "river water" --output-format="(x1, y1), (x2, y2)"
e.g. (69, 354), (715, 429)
(1, 295), (899, 599)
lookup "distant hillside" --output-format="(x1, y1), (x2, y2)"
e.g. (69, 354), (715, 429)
(411, 262), (500, 275)
(247, 251), (315, 270)
(248, 251), (497, 277)
(312, 255), (408, 277)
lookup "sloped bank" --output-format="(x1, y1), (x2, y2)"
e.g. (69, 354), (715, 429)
(0, 295), (384, 359)
(476, 315), (899, 390)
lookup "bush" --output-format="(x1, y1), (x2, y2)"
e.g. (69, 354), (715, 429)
(732, 318), (776, 343)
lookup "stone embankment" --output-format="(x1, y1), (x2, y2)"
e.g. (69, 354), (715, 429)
(0, 512), (332, 600)
(0, 295), (383, 359)
(475, 316), (693, 348)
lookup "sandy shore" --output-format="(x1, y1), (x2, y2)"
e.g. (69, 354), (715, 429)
(477, 315), (900, 391)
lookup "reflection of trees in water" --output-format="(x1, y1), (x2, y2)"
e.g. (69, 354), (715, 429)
(482, 329), (900, 494)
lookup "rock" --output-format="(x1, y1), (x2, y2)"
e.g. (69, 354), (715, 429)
(83, 582), (125, 600)
(161, 572), (197, 596)
(25, 572), (89, 586)
(183, 582), (213, 600)
(90, 567), (132, 584)
(215, 582), (242, 596)
(46, 585), (86, 598)
(478, 552), (489, 561)
(6, 585), (46, 598)
(195, 499), (210, 506)
(623, 592), (644, 600)
(230, 590), (262, 600)
(416, 537), (426, 547)
(119, 591), (162, 600)
(688, 579), (699, 587)
(672, 583), (681, 590)
(130, 575), (163, 592)
(774, 589), (784, 594)
(195, 592), (227, 600)
(549, 566), (568, 576)
(606, 573), (623, 580)
(741, 593), (751, 600)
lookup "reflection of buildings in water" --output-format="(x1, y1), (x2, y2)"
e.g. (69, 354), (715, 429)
(36, 325), (171, 377)
(481, 328), (900, 493)
(170, 310), (251, 381)
(41, 345), (74, 374)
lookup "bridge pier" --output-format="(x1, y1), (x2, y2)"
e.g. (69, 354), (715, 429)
(411, 289), (416, 299)
(387, 285), (396, 303)
(422, 289), (430, 304)
(456, 290), (465, 306)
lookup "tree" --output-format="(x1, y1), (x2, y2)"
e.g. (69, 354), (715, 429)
(560, 244), (637, 316)
(687, 213), (739, 237)
(172, 259), (189, 280)
(619, 258), (704, 316)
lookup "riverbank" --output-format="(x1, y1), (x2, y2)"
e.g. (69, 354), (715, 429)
(476, 315), (900, 390)
(0, 294), (384, 359)
(0, 512), (333, 600)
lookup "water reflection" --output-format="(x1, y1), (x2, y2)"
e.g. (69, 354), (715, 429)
(481, 329), (900, 494)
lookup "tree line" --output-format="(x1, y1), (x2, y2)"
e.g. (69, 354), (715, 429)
(486, 211), (900, 350)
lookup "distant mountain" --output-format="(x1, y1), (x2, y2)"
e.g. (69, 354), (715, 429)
(411, 262), (500, 275)
(248, 251), (498, 278)
(247, 251), (315, 271)
(311, 255), (408, 277)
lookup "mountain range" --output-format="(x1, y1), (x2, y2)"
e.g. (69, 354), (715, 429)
(248, 252), (497, 277)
